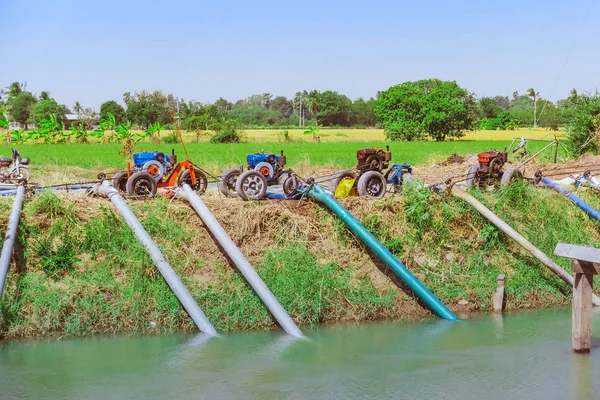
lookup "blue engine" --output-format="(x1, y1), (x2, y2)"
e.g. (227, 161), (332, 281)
(246, 152), (279, 168)
(133, 151), (173, 167)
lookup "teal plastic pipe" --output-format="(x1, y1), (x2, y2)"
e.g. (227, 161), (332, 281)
(305, 184), (458, 321)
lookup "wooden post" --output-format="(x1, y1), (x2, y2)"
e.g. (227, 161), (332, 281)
(554, 243), (600, 354)
(493, 274), (505, 313)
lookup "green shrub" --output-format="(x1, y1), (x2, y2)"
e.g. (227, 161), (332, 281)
(162, 132), (179, 144)
(566, 94), (600, 156)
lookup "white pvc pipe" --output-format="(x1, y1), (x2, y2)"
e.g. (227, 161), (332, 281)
(451, 185), (600, 307)
(93, 181), (217, 335)
(0, 185), (25, 300)
(178, 184), (303, 337)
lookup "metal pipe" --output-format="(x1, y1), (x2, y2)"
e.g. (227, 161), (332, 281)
(0, 186), (25, 300)
(178, 184), (302, 337)
(305, 184), (458, 320)
(514, 141), (557, 170)
(540, 176), (600, 222)
(450, 184), (600, 307)
(92, 181), (217, 335)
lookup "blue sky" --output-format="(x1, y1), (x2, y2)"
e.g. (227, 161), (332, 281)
(1, 0), (598, 109)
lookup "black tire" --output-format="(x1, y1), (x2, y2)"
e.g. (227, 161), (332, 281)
(330, 169), (359, 193)
(236, 170), (268, 200)
(126, 171), (157, 199)
(282, 175), (299, 198)
(112, 171), (128, 193)
(277, 171), (291, 185)
(179, 168), (207, 194)
(357, 171), (387, 199)
(218, 168), (241, 197)
(500, 168), (523, 186)
(465, 164), (480, 188)
(179, 168), (208, 195)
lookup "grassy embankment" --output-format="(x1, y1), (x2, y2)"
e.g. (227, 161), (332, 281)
(0, 179), (598, 339)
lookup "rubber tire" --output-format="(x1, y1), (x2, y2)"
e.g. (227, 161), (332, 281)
(331, 170), (359, 193)
(282, 175), (299, 198)
(357, 171), (387, 199)
(179, 168), (208, 195)
(236, 170), (268, 200)
(8, 167), (29, 184)
(465, 164), (480, 188)
(126, 171), (157, 199)
(277, 171), (291, 185)
(500, 168), (523, 186)
(218, 168), (241, 197)
(112, 171), (129, 193)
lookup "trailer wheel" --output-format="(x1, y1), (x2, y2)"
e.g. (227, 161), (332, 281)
(501, 168), (523, 186)
(179, 168), (208, 194)
(126, 171), (157, 199)
(236, 170), (268, 200)
(357, 171), (387, 199)
(465, 164), (480, 188)
(331, 170), (359, 192)
(218, 168), (241, 197)
(112, 171), (128, 193)
(282, 175), (299, 198)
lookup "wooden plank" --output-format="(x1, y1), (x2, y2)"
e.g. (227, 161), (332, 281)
(554, 243), (600, 264)
(572, 260), (600, 275)
(573, 270), (593, 353)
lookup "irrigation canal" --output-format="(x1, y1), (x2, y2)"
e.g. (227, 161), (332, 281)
(1, 309), (599, 400)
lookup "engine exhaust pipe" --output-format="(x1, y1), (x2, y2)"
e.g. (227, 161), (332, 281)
(177, 184), (302, 337)
(450, 184), (600, 307)
(91, 181), (217, 335)
(0, 186), (26, 300)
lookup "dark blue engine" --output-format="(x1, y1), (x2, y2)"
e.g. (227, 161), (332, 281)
(246, 152), (280, 168)
(245, 151), (286, 183)
(133, 151), (174, 168)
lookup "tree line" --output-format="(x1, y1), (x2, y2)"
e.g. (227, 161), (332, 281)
(0, 79), (597, 150)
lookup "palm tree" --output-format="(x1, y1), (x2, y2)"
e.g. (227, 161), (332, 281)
(527, 88), (540, 128)
(308, 98), (319, 126)
(5, 81), (26, 100)
(73, 101), (83, 117)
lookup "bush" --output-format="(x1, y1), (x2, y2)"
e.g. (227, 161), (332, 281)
(210, 121), (242, 143)
(162, 132), (179, 144)
(477, 111), (515, 131)
(566, 94), (600, 156)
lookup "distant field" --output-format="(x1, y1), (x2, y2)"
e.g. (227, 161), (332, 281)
(237, 128), (565, 143)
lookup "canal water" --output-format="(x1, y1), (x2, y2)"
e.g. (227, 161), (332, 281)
(0, 309), (599, 400)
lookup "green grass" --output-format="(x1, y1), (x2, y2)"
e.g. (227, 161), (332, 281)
(0, 140), (568, 176)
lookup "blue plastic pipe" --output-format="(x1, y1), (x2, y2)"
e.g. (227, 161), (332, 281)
(305, 184), (458, 321)
(541, 176), (600, 221)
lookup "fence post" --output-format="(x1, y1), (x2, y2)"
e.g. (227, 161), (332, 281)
(554, 243), (600, 354)
(493, 274), (505, 313)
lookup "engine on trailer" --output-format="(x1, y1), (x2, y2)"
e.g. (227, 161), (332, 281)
(466, 149), (517, 189)
(356, 146), (392, 172)
(246, 150), (286, 182)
